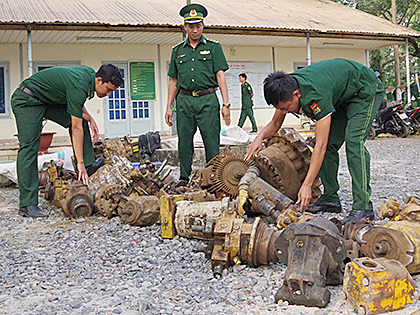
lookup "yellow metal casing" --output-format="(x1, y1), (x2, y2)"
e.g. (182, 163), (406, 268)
(237, 189), (248, 215)
(343, 257), (419, 315)
(160, 195), (184, 238)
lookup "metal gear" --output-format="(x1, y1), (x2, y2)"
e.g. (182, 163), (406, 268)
(254, 128), (322, 202)
(94, 184), (125, 218)
(200, 152), (255, 197)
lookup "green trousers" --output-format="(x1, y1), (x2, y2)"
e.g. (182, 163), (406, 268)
(238, 107), (257, 132)
(11, 89), (95, 208)
(176, 92), (220, 180)
(318, 80), (384, 210)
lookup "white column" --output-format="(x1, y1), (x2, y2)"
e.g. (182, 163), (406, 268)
(27, 25), (33, 77)
(306, 33), (311, 66)
(406, 38), (411, 106)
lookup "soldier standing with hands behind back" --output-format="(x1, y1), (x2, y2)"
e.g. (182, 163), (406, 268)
(165, 3), (231, 185)
(238, 73), (258, 133)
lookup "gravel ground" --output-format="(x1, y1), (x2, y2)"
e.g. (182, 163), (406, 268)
(1, 135), (420, 315)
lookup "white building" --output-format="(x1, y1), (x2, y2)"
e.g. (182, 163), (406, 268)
(0, 0), (419, 142)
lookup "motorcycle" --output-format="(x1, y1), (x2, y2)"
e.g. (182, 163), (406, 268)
(406, 105), (420, 134)
(368, 102), (411, 140)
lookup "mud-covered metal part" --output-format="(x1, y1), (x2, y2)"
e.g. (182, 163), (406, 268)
(199, 152), (255, 197)
(160, 195), (185, 239)
(343, 257), (419, 315)
(276, 210), (316, 229)
(378, 198), (401, 220)
(93, 136), (133, 163)
(209, 211), (280, 278)
(89, 155), (134, 193)
(174, 199), (228, 240)
(118, 195), (160, 226)
(343, 220), (418, 272)
(254, 128), (322, 202)
(94, 184), (124, 218)
(60, 180), (94, 218)
(395, 203), (420, 222)
(274, 217), (346, 308)
(44, 179), (73, 207)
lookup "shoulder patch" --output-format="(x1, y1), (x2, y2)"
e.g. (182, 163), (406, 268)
(206, 37), (219, 44)
(172, 41), (184, 49)
(310, 102), (322, 115)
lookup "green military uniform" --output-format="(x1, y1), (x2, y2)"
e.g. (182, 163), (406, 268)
(291, 59), (384, 211)
(168, 35), (229, 179)
(11, 66), (97, 208)
(410, 82), (420, 108)
(238, 81), (257, 132)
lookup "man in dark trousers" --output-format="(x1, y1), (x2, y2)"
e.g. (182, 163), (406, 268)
(12, 64), (123, 218)
(238, 73), (258, 133)
(165, 3), (231, 184)
(245, 59), (384, 223)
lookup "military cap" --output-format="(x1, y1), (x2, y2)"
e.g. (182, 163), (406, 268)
(179, 3), (208, 24)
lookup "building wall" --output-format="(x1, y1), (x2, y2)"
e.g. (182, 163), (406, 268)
(0, 41), (367, 141)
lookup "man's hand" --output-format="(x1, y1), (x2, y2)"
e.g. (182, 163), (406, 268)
(77, 162), (89, 185)
(296, 183), (312, 212)
(244, 137), (262, 161)
(165, 107), (173, 127)
(221, 106), (231, 126)
(89, 119), (100, 142)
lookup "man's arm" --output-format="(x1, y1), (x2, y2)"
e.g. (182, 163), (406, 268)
(165, 77), (178, 127)
(216, 70), (231, 126)
(71, 115), (89, 185)
(244, 108), (286, 160)
(82, 106), (99, 142)
(297, 115), (331, 212)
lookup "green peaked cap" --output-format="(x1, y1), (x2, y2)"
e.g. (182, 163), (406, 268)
(179, 3), (208, 23)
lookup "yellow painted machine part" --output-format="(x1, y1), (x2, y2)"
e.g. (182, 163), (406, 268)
(238, 189), (248, 215)
(160, 195), (184, 239)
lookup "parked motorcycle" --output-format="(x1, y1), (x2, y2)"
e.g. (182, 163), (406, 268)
(368, 102), (411, 140)
(406, 105), (420, 134)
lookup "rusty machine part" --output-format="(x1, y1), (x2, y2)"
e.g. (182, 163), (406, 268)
(274, 217), (346, 308)
(94, 184), (125, 218)
(254, 128), (322, 202)
(118, 195), (160, 226)
(88, 155), (134, 193)
(343, 257), (419, 315)
(60, 180), (94, 218)
(276, 210), (316, 229)
(378, 198), (401, 220)
(238, 165), (297, 221)
(93, 135), (133, 163)
(44, 179), (73, 207)
(199, 152), (255, 197)
(342, 220), (419, 273)
(160, 195), (185, 239)
(174, 199), (228, 240)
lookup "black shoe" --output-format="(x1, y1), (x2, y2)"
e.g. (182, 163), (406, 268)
(250, 130), (258, 133)
(306, 199), (342, 214)
(341, 209), (375, 224)
(87, 157), (105, 176)
(18, 205), (48, 218)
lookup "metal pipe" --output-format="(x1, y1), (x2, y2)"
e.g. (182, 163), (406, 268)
(306, 33), (311, 66)
(157, 44), (164, 131)
(19, 43), (24, 81)
(406, 38), (411, 106)
(26, 25), (32, 77)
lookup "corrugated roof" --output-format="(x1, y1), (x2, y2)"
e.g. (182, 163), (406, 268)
(0, 0), (418, 38)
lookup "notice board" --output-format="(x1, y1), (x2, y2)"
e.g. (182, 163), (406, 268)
(219, 62), (272, 110)
(129, 61), (156, 101)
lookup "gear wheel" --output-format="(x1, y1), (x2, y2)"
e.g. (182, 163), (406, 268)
(255, 128), (322, 202)
(200, 152), (255, 197)
(94, 184), (125, 218)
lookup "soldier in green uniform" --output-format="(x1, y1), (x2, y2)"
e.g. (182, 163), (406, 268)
(11, 64), (123, 218)
(165, 3), (231, 183)
(238, 73), (258, 133)
(245, 59), (384, 223)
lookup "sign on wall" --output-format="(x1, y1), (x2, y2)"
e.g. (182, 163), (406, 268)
(129, 61), (156, 101)
(222, 62), (272, 109)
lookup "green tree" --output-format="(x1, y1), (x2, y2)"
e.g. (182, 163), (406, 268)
(331, 0), (420, 100)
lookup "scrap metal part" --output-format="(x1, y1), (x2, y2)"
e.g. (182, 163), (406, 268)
(118, 195), (160, 226)
(343, 257), (419, 315)
(200, 152), (255, 197)
(60, 180), (94, 218)
(343, 220), (418, 272)
(93, 136), (133, 163)
(378, 198), (401, 220)
(255, 128), (322, 202)
(274, 217), (346, 308)
(94, 184), (124, 218)
(44, 179), (73, 208)
(160, 195), (185, 239)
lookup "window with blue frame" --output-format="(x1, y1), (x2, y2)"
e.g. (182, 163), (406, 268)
(132, 101), (149, 119)
(108, 67), (127, 121)
(0, 62), (9, 116)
